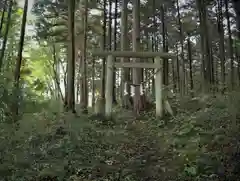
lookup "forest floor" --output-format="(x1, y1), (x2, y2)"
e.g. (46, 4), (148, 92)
(1, 92), (240, 181)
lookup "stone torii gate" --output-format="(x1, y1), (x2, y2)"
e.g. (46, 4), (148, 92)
(92, 51), (175, 118)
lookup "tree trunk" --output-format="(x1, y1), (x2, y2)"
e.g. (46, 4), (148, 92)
(176, 0), (185, 96)
(232, 0), (240, 38)
(187, 35), (193, 95)
(151, 0), (157, 97)
(176, 44), (180, 93)
(161, 5), (169, 86)
(97, 0), (107, 114)
(225, 0), (234, 89)
(151, 35), (155, 97)
(92, 59), (95, 108)
(196, 0), (211, 92)
(132, 0), (141, 114)
(112, 0), (118, 105)
(52, 44), (64, 101)
(0, 0), (13, 70)
(66, 0), (76, 113)
(0, 0), (7, 35)
(217, 0), (225, 90)
(120, 0), (130, 108)
(81, 0), (88, 113)
(12, 0), (28, 122)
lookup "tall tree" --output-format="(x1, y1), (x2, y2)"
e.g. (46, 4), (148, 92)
(0, 0), (13, 70)
(0, 0), (7, 36)
(196, 0), (212, 92)
(232, 0), (240, 38)
(66, 0), (76, 113)
(176, 0), (185, 95)
(132, 0), (141, 114)
(187, 34), (193, 94)
(81, 0), (89, 113)
(98, 0), (107, 114)
(217, 0), (225, 89)
(112, 0), (118, 104)
(121, 0), (130, 108)
(161, 4), (169, 86)
(225, 0), (234, 89)
(12, 0), (28, 121)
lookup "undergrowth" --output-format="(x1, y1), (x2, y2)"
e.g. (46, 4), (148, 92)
(0, 92), (240, 180)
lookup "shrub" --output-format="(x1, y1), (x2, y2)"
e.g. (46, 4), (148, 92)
(1, 92), (240, 181)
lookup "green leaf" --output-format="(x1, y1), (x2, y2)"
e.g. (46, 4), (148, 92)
(184, 166), (197, 176)
(16, 8), (23, 16)
(178, 124), (194, 136)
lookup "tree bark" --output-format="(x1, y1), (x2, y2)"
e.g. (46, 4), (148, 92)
(12, 0), (28, 122)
